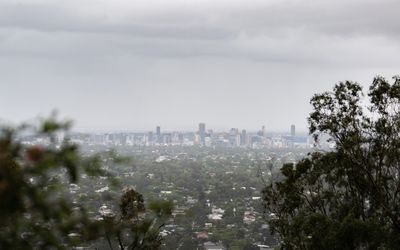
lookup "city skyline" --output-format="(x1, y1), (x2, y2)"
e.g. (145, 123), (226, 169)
(40, 122), (309, 149)
(70, 122), (304, 134)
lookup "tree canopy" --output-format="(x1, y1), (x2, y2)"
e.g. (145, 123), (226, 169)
(263, 76), (400, 249)
(0, 117), (172, 249)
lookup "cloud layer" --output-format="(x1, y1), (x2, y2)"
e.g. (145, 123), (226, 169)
(1, 0), (399, 131)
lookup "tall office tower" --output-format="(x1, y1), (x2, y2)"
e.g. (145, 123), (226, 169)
(148, 131), (154, 143)
(199, 123), (206, 144)
(262, 125), (266, 137)
(156, 126), (161, 143)
(199, 123), (206, 135)
(291, 124), (296, 137)
(156, 126), (161, 136)
(241, 129), (247, 146)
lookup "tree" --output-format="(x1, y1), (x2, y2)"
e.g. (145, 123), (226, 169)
(0, 117), (171, 249)
(263, 76), (400, 249)
(106, 188), (173, 250)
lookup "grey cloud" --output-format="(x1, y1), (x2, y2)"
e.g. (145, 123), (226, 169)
(1, 0), (399, 40)
(1, 26), (398, 70)
(0, 0), (399, 131)
(216, 0), (400, 39)
(0, 3), (234, 40)
(0, 0), (399, 66)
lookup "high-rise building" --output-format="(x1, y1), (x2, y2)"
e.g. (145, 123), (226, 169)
(241, 129), (247, 146)
(257, 125), (266, 137)
(156, 126), (161, 136)
(156, 126), (161, 143)
(199, 123), (206, 135)
(148, 131), (154, 143)
(291, 124), (296, 137)
(229, 128), (240, 147)
(198, 123), (206, 144)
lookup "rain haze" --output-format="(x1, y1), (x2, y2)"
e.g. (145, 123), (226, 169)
(1, 0), (399, 132)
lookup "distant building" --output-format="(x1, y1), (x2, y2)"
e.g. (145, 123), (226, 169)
(241, 129), (247, 146)
(156, 126), (161, 143)
(204, 137), (212, 147)
(203, 241), (226, 250)
(199, 123), (206, 133)
(197, 232), (209, 240)
(291, 124), (296, 137)
(148, 131), (154, 144)
(229, 128), (240, 147)
(178, 133), (184, 144)
(257, 125), (266, 137)
(162, 133), (172, 144)
(199, 123), (206, 145)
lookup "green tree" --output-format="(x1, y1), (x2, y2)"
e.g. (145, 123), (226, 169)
(263, 76), (400, 249)
(0, 117), (171, 249)
(117, 189), (172, 250)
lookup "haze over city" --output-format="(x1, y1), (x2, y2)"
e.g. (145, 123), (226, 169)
(1, 0), (400, 131)
(3, 1), (400, 250)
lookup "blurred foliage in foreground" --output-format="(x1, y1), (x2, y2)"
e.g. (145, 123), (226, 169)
(263, 76), (400, 249)
(0, 117), (172, 249)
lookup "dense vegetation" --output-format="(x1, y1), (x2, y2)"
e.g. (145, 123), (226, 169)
(1, 116), (296, 249)
(78, 145), (301, 249)
(0, 117), (172, 249)
(263, 76), (400, 249)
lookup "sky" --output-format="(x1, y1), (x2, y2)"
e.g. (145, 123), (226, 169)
(0, 0), (399, 132)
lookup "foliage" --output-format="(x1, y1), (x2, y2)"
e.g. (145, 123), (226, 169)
(0, 117), (171, 249)
(120, 188), (146, 220)
(107, 188), (173, 250)
(263, 76), (400, 249)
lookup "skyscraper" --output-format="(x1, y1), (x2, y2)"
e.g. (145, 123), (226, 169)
(291, 124), (296, 137)
(156, 126), (161, 143)
(241, 129), (247, 146)
(199, 123), (206, 134)
(148, 131), (154, 143)
(199, 123), (206, 144)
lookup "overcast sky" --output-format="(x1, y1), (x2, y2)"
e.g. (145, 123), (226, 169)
(0, 0), (399, 132)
